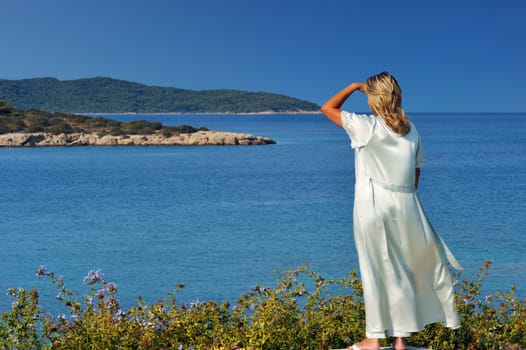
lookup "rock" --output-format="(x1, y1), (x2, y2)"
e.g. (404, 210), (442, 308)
(22, 133), (46, 146)
(0, 131), (276, 147)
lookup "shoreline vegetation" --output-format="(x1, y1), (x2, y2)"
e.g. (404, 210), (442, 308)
(1, 261), (525, 349)
(0, 100), (275, 147)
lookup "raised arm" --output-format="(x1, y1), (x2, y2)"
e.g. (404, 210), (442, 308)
(320, 82), (365, 128)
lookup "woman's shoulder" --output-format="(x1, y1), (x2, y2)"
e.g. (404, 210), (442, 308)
(340, 111), (378, 149)
(341, 110), (374, 120)
(341, 110), (378, 131)
(341, 111), (378, 127)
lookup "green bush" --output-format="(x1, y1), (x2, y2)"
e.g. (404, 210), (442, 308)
(160, 125), (209, 137)
(0, 100), (14, 115)
(0, 262), (524, 349)
(25, 114), (50, 132)
(120, 120), (161, 135)
(48, 120), (74, 135)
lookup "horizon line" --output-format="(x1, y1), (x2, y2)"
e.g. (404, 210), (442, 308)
(86, 111), (526, 115)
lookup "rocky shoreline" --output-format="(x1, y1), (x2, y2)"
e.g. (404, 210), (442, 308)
(0, 131), (276, 147)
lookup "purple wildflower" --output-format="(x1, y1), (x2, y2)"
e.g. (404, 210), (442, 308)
(96, 287), (109, 298)
(94, 282), (117, 298)
(112, 309), (125, 322)
(83, 269), (106, 285)
(463, 298), (477, 306)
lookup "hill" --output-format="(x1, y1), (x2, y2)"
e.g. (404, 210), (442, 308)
(0, 100), (205, 136)
(0, 100), (276, 146)
(0, 77), (320, 113)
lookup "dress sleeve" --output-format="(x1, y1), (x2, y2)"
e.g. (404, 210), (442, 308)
(341, 110), (376, 149)
(416, 135), (425, 168)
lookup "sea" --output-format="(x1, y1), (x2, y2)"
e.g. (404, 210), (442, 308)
(1, 113), (525, 314)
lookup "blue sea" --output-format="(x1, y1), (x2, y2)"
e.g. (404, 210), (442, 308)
(1, 113), (525, 314)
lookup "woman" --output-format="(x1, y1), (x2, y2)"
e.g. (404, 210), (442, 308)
(321, 72), (462, 350)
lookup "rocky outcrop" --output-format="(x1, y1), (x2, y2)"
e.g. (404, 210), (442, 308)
(0, 131), (276, 147)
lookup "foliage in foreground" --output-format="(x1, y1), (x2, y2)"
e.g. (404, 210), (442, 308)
(1, 261), (525, 349)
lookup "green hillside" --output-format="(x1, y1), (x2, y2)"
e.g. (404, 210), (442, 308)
(0, 77), (320, 113)
(0, 100), (205, 136)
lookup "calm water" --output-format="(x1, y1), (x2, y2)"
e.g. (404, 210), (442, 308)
(1, 113), (525, 313)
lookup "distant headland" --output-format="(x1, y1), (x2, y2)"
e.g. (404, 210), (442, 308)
(0, 77), (320, 114)
(0, 101), (275, 147)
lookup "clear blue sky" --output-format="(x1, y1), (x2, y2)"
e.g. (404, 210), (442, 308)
(1, 0), (525, 112)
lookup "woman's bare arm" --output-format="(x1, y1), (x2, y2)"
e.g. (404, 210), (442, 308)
(320, 82), (365, 128)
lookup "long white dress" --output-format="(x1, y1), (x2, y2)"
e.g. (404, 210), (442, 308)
(341, 111), (462, 338)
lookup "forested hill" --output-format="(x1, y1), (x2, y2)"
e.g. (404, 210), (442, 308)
(0, 77), (320, 114)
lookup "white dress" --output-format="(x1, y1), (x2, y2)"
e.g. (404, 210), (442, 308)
(341, 111), (462, 338)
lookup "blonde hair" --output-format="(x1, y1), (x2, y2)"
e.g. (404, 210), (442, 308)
(365, 72), (411, 136)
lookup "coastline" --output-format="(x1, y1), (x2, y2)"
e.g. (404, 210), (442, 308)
(0, 131), (276, 147)
(81, 110), (322, 116)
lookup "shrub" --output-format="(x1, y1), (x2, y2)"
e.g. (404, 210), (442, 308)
(0, 262), (524, 349)
(0, 100), (14, 115)
(48, 120), (74, 135)
(25, 114), (50, 132)
(121, 120), (162, 135)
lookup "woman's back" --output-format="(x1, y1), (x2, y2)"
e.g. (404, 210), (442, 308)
(342, 112), (424, 188)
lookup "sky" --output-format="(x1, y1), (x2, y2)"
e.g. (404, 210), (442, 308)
(1, 0), (525, 112)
